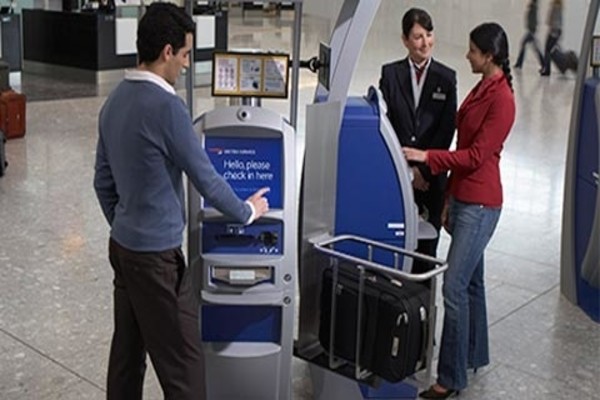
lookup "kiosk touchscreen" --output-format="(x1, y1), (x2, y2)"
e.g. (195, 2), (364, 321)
(188, 51), (297, 400)
(205, 136), (283, 208)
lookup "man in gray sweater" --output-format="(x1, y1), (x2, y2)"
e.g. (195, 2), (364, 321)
(93, 3), (269, 399)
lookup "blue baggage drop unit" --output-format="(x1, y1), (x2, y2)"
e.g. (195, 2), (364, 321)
(335, 93), (422, 400)
(334, 91), (419, 268)
(189, 105), (297, 400)
(295, 1), (447, 398)
(570, 79), (600, 321)
(298, 86), (444, 400)
(561, 1), (600, 323)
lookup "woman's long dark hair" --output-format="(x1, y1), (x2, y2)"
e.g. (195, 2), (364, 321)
(470, 22), (513, 91)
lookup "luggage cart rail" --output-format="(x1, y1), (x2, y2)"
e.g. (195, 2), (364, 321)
(312, 234), (447, 384)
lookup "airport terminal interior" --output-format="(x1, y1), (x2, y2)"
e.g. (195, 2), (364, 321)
(0, 0), (599, 399)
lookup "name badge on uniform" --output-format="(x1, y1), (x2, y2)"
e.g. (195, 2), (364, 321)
(432, 88), (446, 101)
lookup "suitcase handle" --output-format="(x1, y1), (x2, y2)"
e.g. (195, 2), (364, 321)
(312, 234), (448, 281)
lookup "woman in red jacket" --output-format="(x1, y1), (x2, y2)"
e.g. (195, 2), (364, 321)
(404, 22), (516, 399)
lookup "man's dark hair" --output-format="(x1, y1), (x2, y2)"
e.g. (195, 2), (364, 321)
(137, 2), (195, 64)
(402, 8), (433, 38)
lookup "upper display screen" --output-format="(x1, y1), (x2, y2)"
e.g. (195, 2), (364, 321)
(205, 136), (283, 209)
(212, 52), (290, 98)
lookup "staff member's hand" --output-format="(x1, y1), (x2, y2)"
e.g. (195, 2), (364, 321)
(403, 147), (428, 163)
(246, 187), (270, 222)
(411, 167), (430, 191)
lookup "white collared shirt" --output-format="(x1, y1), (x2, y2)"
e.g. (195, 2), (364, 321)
(124, 69), (176, 95)
(409, 58), (431, 109)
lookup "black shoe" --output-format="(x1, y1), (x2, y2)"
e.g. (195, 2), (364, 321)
(539, 69), (550, 76)
(419, 386), (459, 399)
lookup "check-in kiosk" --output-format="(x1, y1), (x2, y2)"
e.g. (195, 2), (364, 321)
(188, 51), (297, 399)
(561, 0), (600, 323)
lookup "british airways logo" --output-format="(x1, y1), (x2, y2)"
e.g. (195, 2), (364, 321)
(207, 147), (224, 155)
(207, 147), (256, 156)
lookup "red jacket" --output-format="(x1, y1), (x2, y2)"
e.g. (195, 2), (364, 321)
(426, 72), (515, 207)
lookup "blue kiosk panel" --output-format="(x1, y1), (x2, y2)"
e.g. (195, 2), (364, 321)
(205, 136), (283, 209)
(332, 95), (421, 398)
(574, 79), (600, 322)
(577, 80), (600, 182)
(202, 220), (284, 255)
(202, 305), (282, 343)
(335, 97), (407, 266)
(360, 382), (417, 399)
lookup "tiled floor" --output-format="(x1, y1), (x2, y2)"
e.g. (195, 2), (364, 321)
(1, 2), (599, 399)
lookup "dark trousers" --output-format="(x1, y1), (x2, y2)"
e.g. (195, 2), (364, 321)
(107, 238), (206, 400)
(541, 29), (561, 74)
(515, 31), (544, 68)
(412, 184), (444, 275)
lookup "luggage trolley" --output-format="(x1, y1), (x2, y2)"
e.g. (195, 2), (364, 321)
(306, 235), (447, 399)
(314, 234), (447, 375)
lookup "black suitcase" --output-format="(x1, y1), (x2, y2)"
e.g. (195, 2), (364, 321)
(0, 130), (6, 177)
(319, 264), (430, 382)
(551, 47), (578, 74)
(565, 50), (578, 71)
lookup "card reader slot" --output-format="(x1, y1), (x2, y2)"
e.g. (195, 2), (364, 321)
(214, 233), (258, 246)
(214, 232), (279, 247)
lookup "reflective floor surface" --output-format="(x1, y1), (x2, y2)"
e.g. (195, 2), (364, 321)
(1, 2), (599, 399)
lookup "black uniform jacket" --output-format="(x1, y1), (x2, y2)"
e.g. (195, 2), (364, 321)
(379, 57), (456, 232)
(379, 57), (457, 185)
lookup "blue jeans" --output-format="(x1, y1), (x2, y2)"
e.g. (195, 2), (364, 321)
(437, 198), (501, 391)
